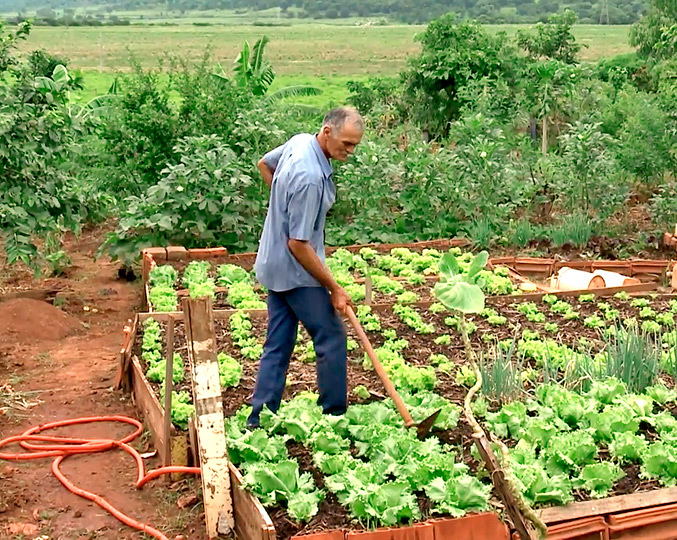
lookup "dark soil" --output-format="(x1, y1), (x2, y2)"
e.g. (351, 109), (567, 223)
(612, 463), (661, 497)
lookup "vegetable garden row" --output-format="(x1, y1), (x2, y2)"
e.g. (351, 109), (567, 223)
(118, 241), (677, 540)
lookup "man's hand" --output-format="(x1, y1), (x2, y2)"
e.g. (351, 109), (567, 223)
(288, 239), (352, 313)
(330, 286), (352, 315)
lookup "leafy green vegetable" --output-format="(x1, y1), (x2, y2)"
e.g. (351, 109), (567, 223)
(393, 303), (435, 334)
(352, 385), (370, 400)
(609, 432), (648, 463)
(217, 263), (251, 286)
(146, 352), (184, 385)
(434, 251), (488, 314)
(182, 260), (211, 288)
(148, 285), (178, 312)
(425, 475), (490, 517)
(455, 365), (477, 388)
(356, 305), (381, 332)
(577, 462), (624, 498)
(149, 265), (178, 287)
(242, 459), (324, 523)
(218, 352), (242, 388)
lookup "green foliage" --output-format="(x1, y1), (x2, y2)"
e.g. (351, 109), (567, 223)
(146, 353), (184, 385)
(217, 264), (251, 286)
(242, 459), (324, 523)
(403, 15), (520, 139)
(604, 326), (661, 392)
(517, 10), (582, 64)
(0, 23), (96, 269)
(218, 352), (242, 388)
(149, 265), (178, 287)
(630, 0), (677, 59)
(101, 135), (264, 265)
(479, 339), (523, 404)
(434, 250), (488, 314)
(577, 462), (625, 498)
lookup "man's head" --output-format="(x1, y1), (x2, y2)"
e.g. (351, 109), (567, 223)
(317, 107), (364, 162)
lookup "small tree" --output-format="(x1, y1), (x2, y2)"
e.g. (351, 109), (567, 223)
(403, 14), (520, 139)
(517, 10), (583, 64)
(630, 0), (677, 59)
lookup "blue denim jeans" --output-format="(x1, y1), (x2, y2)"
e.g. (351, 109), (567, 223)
(247, 286), (347, 426)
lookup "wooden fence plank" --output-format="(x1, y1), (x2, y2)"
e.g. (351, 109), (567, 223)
(183, 297), (234, 538)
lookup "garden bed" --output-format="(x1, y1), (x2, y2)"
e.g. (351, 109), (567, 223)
(141, 242), (671, 314)
(120, 284), (677, 539)
(129, 309), (491, 538)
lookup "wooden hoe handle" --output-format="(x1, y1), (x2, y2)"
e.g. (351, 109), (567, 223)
(345, 306), (415, 427)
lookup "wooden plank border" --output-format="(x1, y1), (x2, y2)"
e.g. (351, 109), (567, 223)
(539, 487), (677, 525)
(230, 463), (276, 540)
(130, 355), (188, 467)
(122, 321), (277, 540)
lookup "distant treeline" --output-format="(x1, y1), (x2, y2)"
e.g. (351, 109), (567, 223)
(0, 0), (649, 24)
(4, 13), (131, 24)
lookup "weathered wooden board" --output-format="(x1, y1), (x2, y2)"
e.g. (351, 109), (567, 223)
(130, 355), (188, 466)
(539, 487), (677, 524)
(230, 463), (276, 540)
(184, 297), (234, 538)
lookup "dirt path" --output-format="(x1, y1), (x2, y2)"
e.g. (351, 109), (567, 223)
(0, 229), (207, 540)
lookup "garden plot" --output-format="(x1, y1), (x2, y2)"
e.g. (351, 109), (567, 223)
(145, 246), (519, 312)
(130, 280), (677, 537)
(133, 310), (488, 538)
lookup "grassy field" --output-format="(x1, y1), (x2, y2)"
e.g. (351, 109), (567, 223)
(17, 23), (633, 106)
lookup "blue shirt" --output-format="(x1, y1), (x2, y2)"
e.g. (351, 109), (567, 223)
(254, 133), (335, 292)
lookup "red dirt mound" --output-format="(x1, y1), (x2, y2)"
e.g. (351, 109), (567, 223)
(0, 298), (81, 342)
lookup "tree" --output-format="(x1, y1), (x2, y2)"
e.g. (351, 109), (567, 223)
(403, 14), (520, 139)
(212, 36), (321, 103)
(630, 0), (677, 58)
(517, 9), (583, 64)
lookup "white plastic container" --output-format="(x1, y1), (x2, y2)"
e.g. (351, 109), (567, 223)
(591, 270), (640, 288)
(551, 267), (606, 291)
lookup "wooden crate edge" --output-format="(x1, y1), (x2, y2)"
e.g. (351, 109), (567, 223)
(539, 487), (677, 525)
(129, 356), (190, 466)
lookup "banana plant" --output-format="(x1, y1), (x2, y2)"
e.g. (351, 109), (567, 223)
(35, 64), (118, 118)
(212, 36), (321, 109)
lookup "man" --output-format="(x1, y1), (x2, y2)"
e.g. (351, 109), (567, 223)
(247, 107), (365, 429)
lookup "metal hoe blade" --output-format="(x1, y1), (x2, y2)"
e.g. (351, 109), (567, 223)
(415, 409), (441, 439)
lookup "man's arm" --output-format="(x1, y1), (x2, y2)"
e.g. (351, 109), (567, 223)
(257, 158), (274, 188)
(286, 181), (351, 314)
(288, 239), (351, 314)
(259, 144), (285, 188)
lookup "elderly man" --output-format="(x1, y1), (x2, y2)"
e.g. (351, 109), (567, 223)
(247, 107), (365, 429)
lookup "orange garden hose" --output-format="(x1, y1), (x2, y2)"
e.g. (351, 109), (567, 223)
(0, 416), (201, 540)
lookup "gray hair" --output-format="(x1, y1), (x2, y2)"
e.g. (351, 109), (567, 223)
(322, 106), (364, 132)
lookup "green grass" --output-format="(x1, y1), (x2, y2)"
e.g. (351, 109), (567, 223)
(19, 22), (632, 108)
(20, 23), (631, 75)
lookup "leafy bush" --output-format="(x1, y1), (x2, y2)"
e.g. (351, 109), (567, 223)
(101, 135), (265, 265)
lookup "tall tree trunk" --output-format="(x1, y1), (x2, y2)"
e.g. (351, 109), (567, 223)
(542, 116), (548, 156)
